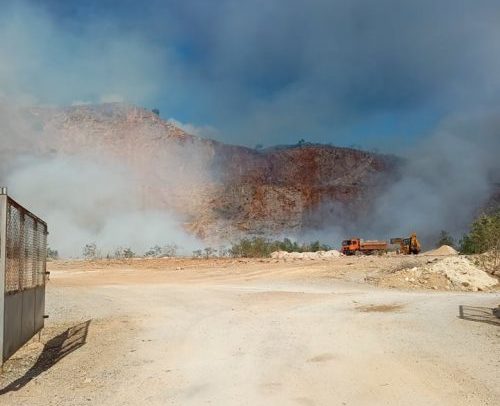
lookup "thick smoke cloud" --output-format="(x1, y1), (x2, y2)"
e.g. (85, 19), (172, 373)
(1, 1), (499, 253)
(0, 1), (200, 257)
(152, 0), (500, 147)
(152, 0), (500, 243)
(6, 1), (500, 147)
(301, 111), (500, 247)
(2, 155), (200, 257)
(0, 1), (167, 107)
(370, 112), (500, 241)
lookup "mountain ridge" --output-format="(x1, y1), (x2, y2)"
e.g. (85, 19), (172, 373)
(1, 103), (399, 242)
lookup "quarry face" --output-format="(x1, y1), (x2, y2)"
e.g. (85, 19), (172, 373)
(1, 103), (397, 244)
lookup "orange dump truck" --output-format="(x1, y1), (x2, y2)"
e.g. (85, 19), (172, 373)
(341, 238), (388, 255)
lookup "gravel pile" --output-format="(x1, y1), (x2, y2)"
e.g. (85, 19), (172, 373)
(423, 245), (458, 256)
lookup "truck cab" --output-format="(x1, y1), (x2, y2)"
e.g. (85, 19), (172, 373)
(342, 238), (360, 255)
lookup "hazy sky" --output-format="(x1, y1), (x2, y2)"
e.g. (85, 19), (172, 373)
(2, 0), (500, 149)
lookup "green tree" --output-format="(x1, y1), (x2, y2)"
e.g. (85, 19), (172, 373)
(459, 211), (500, 254)
(460, 211), (500, 275)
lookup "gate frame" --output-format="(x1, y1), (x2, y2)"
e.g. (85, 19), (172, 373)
(0, 188), (48, 366)
(0, 188), (8, 364)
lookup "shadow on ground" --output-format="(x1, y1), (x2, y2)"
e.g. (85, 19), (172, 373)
(0, 320), (91, 394)
(458, 305), (500, 327)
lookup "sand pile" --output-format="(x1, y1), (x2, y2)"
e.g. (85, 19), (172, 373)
(271, 250), (342, 260)
(423, 245), (458, 256)
(380, 256), (498, 291)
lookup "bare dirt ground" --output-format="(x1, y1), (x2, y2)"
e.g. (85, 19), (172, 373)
(1, 256), (499, 405)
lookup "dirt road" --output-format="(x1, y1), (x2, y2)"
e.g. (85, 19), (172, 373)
(1, 258), (499, 405)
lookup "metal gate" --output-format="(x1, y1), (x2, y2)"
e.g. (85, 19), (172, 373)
(0, 187), (48, 364)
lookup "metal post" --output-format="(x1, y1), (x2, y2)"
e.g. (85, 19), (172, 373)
(0, 188), (8, 364)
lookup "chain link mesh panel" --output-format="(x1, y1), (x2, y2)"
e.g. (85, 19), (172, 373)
(5, 199), (47, 293)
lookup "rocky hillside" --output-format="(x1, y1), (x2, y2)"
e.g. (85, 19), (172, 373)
(1, 103), (398, 242)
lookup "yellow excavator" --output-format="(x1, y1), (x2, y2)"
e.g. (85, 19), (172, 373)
(390, 232), (421, 255)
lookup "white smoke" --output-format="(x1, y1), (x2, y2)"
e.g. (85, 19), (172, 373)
(1, 1), (499, 256)
(0, 2), (203, 257)
(300, 110), (500, 248)
(369, 111), (500, 242)
(2, 155), (201, 257)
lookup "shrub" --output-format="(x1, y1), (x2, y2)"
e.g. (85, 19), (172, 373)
(145, 244), (178, 257)
(47, 246), (59, 260)
(230, 238), (275, 258)
(305, 240), (332, 252)
(163, 244), (178, 257)
(203, 247), (217, 258)
(145, 245), (162, 257)
(229, 237), (332, 258)
(112, 247), (135, 259)
(122, 248), (135, 258)
(83, 243), (99, 260)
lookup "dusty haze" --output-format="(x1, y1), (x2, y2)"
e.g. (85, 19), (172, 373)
(0, 1), (499, 255)
(1, 103), (499, 257)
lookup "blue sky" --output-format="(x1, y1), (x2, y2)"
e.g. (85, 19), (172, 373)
(2, 0), (500, 150)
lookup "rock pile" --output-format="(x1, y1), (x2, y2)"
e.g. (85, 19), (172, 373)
(428, 257), (498, 289)
(271, 250), (342, 260)
(381, 256), (498, 291)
